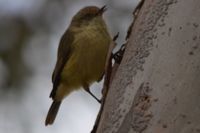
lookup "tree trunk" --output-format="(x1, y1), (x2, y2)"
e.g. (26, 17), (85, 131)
(95, 0), (200, 133)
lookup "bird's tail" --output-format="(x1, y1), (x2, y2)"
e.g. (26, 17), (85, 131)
(45, 100), (61, 126)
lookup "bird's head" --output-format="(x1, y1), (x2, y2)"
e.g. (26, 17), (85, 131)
(71, 5), (107, 27)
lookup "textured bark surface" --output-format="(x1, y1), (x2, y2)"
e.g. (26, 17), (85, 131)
(96, 0), (200, 133)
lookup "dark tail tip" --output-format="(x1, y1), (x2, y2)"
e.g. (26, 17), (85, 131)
(45, 101), (61, 126)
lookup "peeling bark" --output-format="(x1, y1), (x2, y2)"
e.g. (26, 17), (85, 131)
(95, 0), (200, 133)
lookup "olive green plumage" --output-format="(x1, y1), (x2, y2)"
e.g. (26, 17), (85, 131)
(45, 6), (111, 125)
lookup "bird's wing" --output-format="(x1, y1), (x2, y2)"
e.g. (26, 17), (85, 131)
(50, 29), (74, 99)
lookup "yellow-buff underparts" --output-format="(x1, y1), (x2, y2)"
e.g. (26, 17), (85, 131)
(45, 5), (111, 125)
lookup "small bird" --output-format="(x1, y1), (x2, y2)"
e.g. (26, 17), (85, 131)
(45, 5), (112, 125)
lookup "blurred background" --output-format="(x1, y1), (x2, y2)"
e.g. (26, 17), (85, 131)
(0, 0), (139, 133)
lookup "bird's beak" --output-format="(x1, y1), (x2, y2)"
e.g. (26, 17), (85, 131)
(99, 5), (107, 15)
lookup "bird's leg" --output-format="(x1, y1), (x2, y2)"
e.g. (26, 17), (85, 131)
(112, 44), (126, 64)
(83, 85), (101, 103)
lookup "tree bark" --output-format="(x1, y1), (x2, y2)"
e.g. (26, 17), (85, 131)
(95, 0), (200, 133)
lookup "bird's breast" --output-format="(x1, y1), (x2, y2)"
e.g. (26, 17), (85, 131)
(61, 25), (111, 87)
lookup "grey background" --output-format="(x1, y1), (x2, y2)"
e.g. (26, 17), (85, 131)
(0, 0), (139, 133)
